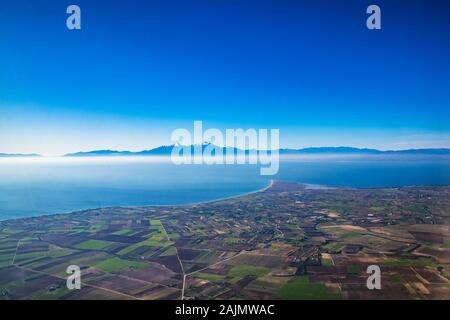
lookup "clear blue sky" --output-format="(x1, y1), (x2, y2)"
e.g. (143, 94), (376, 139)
(1, 0), (449, 155)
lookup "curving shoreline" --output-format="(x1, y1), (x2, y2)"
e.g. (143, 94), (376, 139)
(184, 179), (275, 206)
(0, 179), (275, 223)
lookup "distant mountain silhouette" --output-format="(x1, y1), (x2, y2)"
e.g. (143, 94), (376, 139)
(279, 147), (450, 155)
(64, 144), (223, 157)
(278, 147), (382, 154)
(0, 153), (41, 158)
(64, 146), (176, 157)
(63, 145), (450, 157)
(63, 150), (134, 157)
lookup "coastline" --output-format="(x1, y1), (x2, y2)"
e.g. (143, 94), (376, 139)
(2, 178), (449, 223)
(0, 179), (275, 223)
(183, 179), (275, 206)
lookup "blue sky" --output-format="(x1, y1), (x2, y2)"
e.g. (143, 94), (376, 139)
(1, 0), (449, 155)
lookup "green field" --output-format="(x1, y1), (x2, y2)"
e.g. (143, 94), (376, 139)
(74, 239), (116, 250)
(322, 242), (344, 253)
(224, 237), (243, 244)
(150, 219), (162, 226)
(32, 286), (71, 300)
(228, 265), (270, 278)
(347, 265), (362, 274)
(276, 276), (341, 300)
(112, 229), (133, 235)
(160, 247), (177, 256)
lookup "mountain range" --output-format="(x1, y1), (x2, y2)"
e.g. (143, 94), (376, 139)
(0, 153), (41, 158)
(2, 145), (450, 158)
(63, 145), (450, 157)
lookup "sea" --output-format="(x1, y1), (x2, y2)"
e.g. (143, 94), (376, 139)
(0, 155), (449, 221)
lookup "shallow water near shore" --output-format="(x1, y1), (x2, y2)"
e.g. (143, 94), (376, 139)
(0, 155), (449, 220)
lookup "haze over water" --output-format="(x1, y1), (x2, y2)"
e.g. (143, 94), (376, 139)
(0, 155), (449, 221)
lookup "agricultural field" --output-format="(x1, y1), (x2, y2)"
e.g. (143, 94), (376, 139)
(0, 181), (449, 300)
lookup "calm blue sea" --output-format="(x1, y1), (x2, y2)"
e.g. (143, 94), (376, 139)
(0, 155), (449, 220)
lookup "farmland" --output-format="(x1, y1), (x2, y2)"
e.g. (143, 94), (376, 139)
(0, 181), (449, 300)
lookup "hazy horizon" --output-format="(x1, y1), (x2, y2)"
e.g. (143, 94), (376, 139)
(3, 142), (450, 158)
